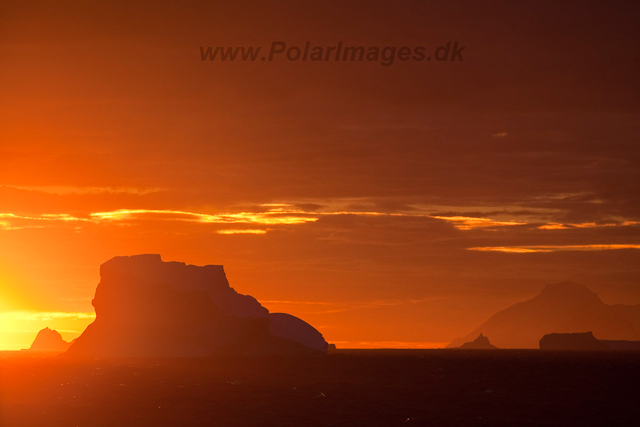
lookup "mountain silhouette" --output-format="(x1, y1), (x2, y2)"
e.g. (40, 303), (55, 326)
(456, 333), (498, 349)
(610, 303), (640, 331)
(448, 281), (640, 349)
(26, 327), (71, 352)
(65, 254), (328, 357)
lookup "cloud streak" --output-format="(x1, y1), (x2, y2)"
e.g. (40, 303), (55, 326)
(4, 185), (164, 195)
(431, 216), (526, 230)
(216, 229), (268, 235)
(468, 244), (640, 253)
(2, 203), (640, 258)
(263, 296), (443, 315)
(538, 221), (640, 230)
(0, 311), (96, 321)
(89, 208), (318, 225)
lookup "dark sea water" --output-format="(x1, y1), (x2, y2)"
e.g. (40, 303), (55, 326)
(1, 349), (638, 426)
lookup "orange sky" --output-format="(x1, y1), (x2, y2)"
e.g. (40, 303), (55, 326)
(1, 1), (640, 350)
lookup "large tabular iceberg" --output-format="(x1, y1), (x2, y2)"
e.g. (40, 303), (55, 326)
(65, 254), (328, 357)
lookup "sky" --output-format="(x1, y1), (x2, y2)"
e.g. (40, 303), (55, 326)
(1, 1), (639, 350)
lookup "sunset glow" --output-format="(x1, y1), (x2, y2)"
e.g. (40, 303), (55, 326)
(1, 1), (639, 355)
(0, 311), (95, 350)
(1, 3), (639, 426)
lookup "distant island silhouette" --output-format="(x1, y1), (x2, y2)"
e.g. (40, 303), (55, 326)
(25, 327), (71, 352)
(539, 332), (640, 351)
(539, 331), (609, 351)
(455, 333), (498, 349)
(64, 254), (328, 357)
(448, 281), (640, 349)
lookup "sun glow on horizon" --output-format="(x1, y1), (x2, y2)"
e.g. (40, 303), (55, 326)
(0, 311), (95, 350)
